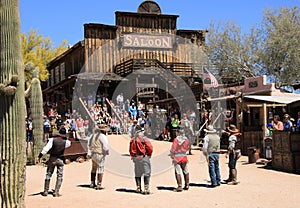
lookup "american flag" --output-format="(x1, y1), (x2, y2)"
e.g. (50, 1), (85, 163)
(203, 68), (219, 88)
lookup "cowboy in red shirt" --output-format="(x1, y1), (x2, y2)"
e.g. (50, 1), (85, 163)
(129, 125), (153, 195)
(170, 129), (190, 192)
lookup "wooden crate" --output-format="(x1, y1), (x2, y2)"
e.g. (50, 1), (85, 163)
(272, 152), (295, 173)
(291, 133), (300, 152)
(242, 131), (263, 155)
(272, 131), (291, 154)
(294, 153), (300, 174)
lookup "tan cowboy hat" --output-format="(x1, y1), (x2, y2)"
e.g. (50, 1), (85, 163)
(204, 125), (217, 133)
(227, 124), (239, 133)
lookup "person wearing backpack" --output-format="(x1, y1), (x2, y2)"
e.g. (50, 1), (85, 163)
(129, 125), (153, 194)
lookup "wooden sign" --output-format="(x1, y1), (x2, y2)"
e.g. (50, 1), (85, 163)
(123, 34), (173, 49)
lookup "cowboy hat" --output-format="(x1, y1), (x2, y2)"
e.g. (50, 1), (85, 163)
(134, 125), (144, 134)
(204, 125), (217, 133)
(227, 124), (239, 133)
(56, 128), (68, 137)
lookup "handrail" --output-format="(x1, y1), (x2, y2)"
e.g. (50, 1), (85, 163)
(114, 58), (203, 77)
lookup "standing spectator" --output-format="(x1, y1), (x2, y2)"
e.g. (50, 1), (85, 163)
(180, 113), (194, 155)
(88, 124), (109, 190)
(116, 93), (124, 109)
(55, 115), (64, 130)
(272, 115), (284, 131)
(128, 102), (137, 120)
(26, 117), (33, 155)
(170, 114), (180, 142)
(76, 115), (85, 138)
(297, 111), (300, 131)
(224, 125), (241, 185)
(130, 120), (139, 138)
(36, 128), (71, 197)
(137, 113), (146, 128)
(170, 129), (190, 192)
(202, 125), (221, 188)
(43, 116), (51, 142)
(137, 101), (143, 118)
(83, 116), (90, 137)
(69, 118), (77, 139)
(129, 126), (153, 194)
(282, 114), (293, 131)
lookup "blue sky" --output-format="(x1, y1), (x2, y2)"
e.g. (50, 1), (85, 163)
(20, 0), (299, 47)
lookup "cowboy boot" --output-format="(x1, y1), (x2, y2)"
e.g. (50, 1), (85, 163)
(90, 173), (96, 188)
(183, 173), (190, 190)
(135, 177), (142, 193)
(224, 170), (232, 183)
(227, 169), (238, 185)
(41, 179), (50, 196)
(53, 179), (63, 197)
(144, 176), (150, 195)
(174, 174), (183, 192)
(96, 173), (104, 190)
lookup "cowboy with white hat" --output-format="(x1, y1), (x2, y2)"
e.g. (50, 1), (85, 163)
(202, 125), (221, 188)
(88, 124), (109, 190)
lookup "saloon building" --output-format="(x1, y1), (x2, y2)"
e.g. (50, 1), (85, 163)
(42, 0), (209, 117)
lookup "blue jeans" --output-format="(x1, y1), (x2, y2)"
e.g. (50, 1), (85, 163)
(208, 153), (221, 186)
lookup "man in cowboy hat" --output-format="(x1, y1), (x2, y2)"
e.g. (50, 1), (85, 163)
(36, 127), (71, 197)
(88, 124), (109, 190)
(202, 125), (221, 188)
(170, 129), (190, 192)
(129, 125), (153, 194)
(224, 124), (241, 185)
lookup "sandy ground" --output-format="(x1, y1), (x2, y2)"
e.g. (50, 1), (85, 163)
(25, 135), (300, 208)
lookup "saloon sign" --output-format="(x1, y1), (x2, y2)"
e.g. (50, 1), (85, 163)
(123, 34), (173, 49)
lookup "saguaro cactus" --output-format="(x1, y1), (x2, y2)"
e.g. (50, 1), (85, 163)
(0, 0), (27, 207)
(25, 67), (44, 164)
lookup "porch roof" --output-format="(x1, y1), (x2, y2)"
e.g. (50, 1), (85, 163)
(244, 95), (300, 104)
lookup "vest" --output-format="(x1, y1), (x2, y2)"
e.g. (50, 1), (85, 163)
(207, 133), (220, 153)
(49, 138), (66, 159)
(89, 133), (104, 154)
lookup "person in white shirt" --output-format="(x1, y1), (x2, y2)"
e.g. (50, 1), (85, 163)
(88, 124), (109, 190)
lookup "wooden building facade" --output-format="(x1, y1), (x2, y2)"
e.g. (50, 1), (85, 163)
(42, 0), (208, 115)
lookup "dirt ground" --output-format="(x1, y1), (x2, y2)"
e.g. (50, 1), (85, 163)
(25, 135), (300, 208)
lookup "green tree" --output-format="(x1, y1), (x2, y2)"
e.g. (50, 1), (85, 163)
(0, 0), (27, 207)
(205, 20), (256, 85)
(21, 30), (68, 84)
(254, 6), (300, 86)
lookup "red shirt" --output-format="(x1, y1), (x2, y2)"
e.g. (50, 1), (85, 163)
(170, 136), (190, 163)
(129, 136), (153, 157)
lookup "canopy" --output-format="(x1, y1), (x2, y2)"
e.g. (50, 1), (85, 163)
(244, 95), (300, 104)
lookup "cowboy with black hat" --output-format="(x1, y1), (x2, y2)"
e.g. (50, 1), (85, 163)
(36, 127), (71, 197)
